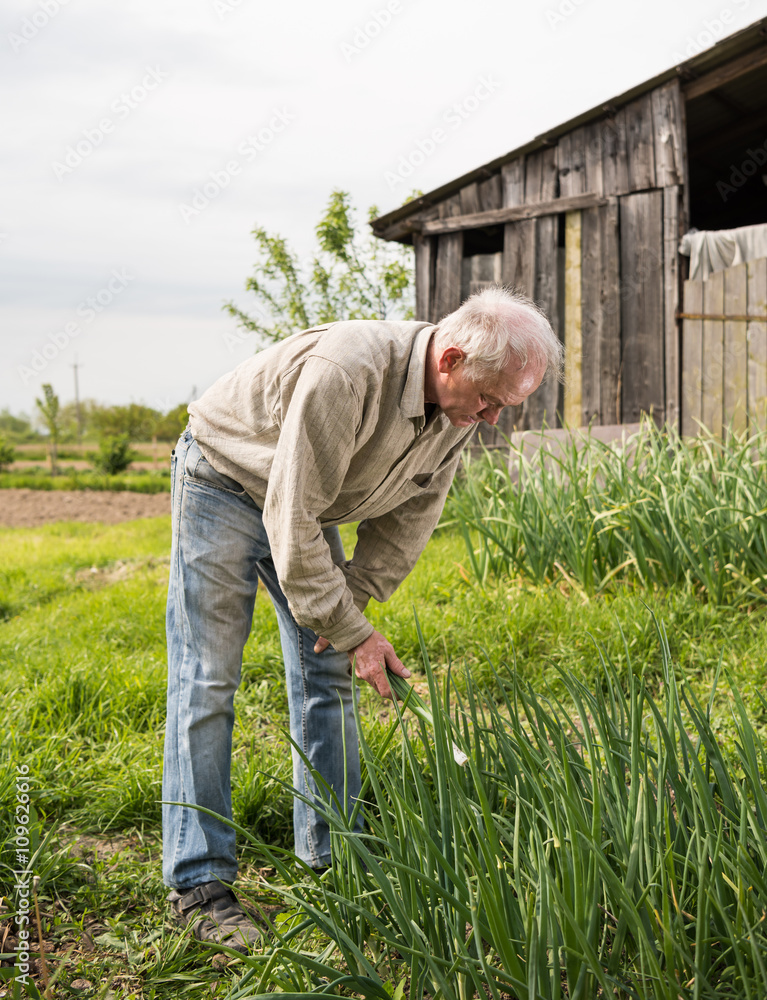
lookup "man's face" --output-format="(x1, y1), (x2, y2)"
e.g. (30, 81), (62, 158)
(434, 349), (546, 428)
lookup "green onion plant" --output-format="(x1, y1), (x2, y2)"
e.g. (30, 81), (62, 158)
(445, 417), (767, 605)
(225, 612), (767, 1000)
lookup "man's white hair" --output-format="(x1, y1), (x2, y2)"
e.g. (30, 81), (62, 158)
(434, 285), (564, 384)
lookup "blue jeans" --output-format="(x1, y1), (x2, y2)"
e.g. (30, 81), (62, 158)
(162, 428), (361, 889)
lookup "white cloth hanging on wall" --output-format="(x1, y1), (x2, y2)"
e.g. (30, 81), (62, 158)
(679, 222), (767, 281)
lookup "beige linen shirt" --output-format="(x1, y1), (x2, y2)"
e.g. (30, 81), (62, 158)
(188, 320), (475, 651)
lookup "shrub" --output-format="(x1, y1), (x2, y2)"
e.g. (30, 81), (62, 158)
(89, 435), (137, 475)
(0, 436), (15, 472)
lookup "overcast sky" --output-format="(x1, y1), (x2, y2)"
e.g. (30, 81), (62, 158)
(4, 0), (767, 418)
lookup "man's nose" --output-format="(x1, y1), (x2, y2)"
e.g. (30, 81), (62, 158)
(481, 406), (501, 426)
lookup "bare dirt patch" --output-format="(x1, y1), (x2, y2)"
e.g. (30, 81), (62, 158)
(0, 489), (171, 528)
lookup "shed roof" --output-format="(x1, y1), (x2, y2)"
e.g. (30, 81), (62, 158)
(371, 16), (767, 241)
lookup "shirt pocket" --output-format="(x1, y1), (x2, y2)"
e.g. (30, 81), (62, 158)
(335, 472), (437, 523)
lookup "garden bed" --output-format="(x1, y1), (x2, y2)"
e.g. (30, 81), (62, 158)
(0, 488), (171, 527)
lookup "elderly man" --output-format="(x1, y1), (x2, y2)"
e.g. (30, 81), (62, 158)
(163, 286), (562, 950)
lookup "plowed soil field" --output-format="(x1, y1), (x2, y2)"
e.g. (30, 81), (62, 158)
(0, 489), (171, 527)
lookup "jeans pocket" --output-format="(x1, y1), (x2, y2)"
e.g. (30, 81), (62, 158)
(184, 441), (247, 495)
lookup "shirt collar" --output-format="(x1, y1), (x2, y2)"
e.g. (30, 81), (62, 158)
(401, 324), (435, 422)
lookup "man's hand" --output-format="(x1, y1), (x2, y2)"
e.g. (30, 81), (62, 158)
(313, 630), (410, 699)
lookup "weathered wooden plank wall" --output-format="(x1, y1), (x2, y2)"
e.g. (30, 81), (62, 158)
(502, 221), (536, 294)
(405, 78), (689, 431)
(748, 259), (767, 430)
(460, 253), (503, 300)
(478, 174), (503, 212)
(626, 94), (656, 192)
(602, 111), (629, 197)
(723, 263), (748, 435)
(682, 258), (767, 436)
(527, 215), (563, 428)
(557, 131), (586, 198)
(459, 183), (480, 215)
(431, 195), (463, 323)
(581, 200), (621, 425)
(432, 234), (463, 322)
(681, 281), (703, 436)
(512, 143), (562, 428)
(413, 234), (434, 325)
(563, 211), (582, 426)
(651, 82), (686, 187)
(620, 190), (665, 423)
(501, 158), (525, 209)
(702, 270), (724, 437)
(662, 185), (682, 427)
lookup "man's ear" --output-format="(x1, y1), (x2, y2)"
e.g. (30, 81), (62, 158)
(437, 347), (464, 374)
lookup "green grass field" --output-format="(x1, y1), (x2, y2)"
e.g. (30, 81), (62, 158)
(0, 469), (170, 492)
(2, 491), (767, 997)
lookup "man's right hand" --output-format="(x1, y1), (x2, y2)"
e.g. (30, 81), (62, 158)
(348, 629), (410, 700)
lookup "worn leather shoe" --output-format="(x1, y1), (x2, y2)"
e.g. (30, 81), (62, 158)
(168, 879), (263, 953)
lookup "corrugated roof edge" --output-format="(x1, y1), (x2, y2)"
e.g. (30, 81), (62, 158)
(371, 15), (767, 241)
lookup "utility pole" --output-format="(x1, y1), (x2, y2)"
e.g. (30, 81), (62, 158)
(72, 356), (83, 444)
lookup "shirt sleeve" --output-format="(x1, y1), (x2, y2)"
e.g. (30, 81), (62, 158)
(341, 439), (466, 609)
(261, 355), (375, 652)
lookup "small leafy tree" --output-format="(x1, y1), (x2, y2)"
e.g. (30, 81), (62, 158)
(224, 189), (414, 347)
(35, 383), (61, 475)
(90, 435), (137, 475)
(0, 435), (16, 471)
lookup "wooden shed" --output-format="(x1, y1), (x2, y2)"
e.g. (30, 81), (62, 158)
(371, 18), (767, 441)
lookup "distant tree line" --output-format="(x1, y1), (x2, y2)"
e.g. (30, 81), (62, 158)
(1, 188), (417, 475)
(0, 399), (189, 445)
(0, 395), (190, 475)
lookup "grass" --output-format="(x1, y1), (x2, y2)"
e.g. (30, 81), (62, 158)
(1, 497), (766, 997)
(0, 469), (170, 492)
